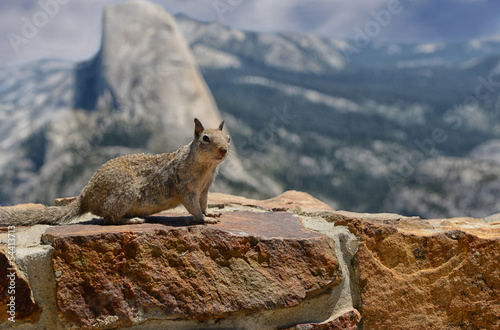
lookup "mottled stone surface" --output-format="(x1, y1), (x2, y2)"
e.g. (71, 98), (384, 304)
(335, 216), (500, 329)
(0, 246), (41, 324)
(42, 211), (341, 329)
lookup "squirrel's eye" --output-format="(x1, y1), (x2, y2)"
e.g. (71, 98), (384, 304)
(228, 136), (231, 143)
(203, 135), (210, 142)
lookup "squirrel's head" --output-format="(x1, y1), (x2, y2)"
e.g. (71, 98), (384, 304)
(192, 118), (230, 164)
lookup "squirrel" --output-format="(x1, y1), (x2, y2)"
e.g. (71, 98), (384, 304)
(0, 118), (230, 226)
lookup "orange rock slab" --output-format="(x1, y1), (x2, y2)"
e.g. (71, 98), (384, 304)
(42, 211), (342, 329)
(335, 217), (500, 329)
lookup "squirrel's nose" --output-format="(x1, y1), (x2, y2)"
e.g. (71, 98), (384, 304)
(219, 147), (228, 156)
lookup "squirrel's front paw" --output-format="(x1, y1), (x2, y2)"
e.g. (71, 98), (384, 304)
(203, 216), (220, 224)
(121, 217), (145, 224)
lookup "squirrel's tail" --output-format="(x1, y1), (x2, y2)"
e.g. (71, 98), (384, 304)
(0, 198), (84, 226)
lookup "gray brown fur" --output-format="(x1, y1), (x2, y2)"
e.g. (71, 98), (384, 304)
(0, 118), (230, 226)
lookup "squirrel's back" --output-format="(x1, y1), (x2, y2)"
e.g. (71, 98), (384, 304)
(79, 151), (184, 222)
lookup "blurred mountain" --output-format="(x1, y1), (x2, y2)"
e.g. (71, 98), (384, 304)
(176, 15), (500, 214)
(385, 139), (500, 219)
(2, 3), (500, 218)
(469, 139), (500, 165)
(384, 155), (500, 219)
(0, 0), (267, 205)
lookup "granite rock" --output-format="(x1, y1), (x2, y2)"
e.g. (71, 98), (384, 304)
(4, 190), (500, 329)
(42, 211), (342, 329)
(335, 215), (500, 329)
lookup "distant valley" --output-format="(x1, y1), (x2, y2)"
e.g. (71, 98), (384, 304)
(2, 5), (500, 218)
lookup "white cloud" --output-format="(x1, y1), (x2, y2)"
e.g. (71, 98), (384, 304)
(0, 0), (499, 65)
(0, 0), (222, 65)
(0, 1), (109, 64)
(210, 0), (392, 39)
(414, 43), (445, 54)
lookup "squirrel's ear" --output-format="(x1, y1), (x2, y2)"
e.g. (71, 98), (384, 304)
(194, 118), (204, 137)
(218, 120), (225, 130)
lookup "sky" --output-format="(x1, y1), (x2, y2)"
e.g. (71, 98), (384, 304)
(0, 0), (500, 66)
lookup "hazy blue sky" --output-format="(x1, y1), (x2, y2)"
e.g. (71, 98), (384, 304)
(1, 0), (500, 65)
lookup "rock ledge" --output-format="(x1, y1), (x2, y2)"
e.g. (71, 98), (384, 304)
(41, 211), (341, 328)
(2, 190), (500, 329)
